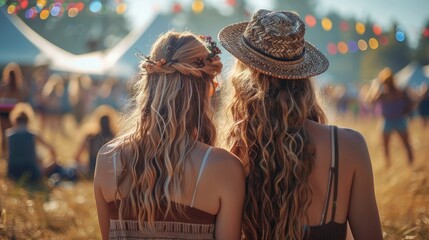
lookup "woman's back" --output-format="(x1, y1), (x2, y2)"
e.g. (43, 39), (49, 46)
(94, 141), (245, 239)
(305, 121), (381, 239)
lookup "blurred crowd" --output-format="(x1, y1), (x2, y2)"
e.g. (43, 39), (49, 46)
(0, 62), (125, 188)
(1, 61), (429, 188)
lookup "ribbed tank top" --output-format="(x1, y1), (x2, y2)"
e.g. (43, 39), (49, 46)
(108, 147), (216, 240)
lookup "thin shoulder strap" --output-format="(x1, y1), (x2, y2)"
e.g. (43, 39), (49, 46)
(113, 152), (118, 181)
(331, 126), (339, 222)
(320, 126), (337, 225)
(190, 147), (213, 208)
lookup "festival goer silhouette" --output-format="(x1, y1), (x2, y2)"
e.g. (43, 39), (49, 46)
(6, 103), (57, 184)
(94, 31), (245, 239)
(0, 63), (26, 158)
(373, 67), (414, 167)
(219, 10), (382, 240)
(74, 105), (117, 179)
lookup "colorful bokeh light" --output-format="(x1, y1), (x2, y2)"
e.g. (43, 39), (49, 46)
(50, 5), (61, 16)
(116, 3), (126, 14)
(25, 8), (36, 18)
(396, 31), (405, 42)
(40, 9), (49, 20)
(89, 1), (102, 13)
(305, 15), (317, 28)
(0, 0), (6, 7)
(68, 7), (79, 17)
(37, 0), (47, 9)
(340, 21), (349, 32)
(321, 18), (332, 31)
(369, 38), (379, 49)
(355, 22), (366, 35)
(226, 0), (236, 6)
(20, 0), (28, 9)
(358, 39), (368, 51)
(379, 35), (389, 46)
(337, 41), (348, 54)
(327, 43), (337, 55)
(75, 2), (85, 12)
(7, 4), (16, 14)
(424, 28), (429, 38)
(192, 0), (204, 14)
(348, 41), (358, 53)
(373, 24), (382, 35)
(172, 2), (182, 13)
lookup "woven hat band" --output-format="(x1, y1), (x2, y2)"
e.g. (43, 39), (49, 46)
(242, 36), (305, 62)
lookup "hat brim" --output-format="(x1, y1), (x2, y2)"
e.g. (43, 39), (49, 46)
(218, 22), (329, 80)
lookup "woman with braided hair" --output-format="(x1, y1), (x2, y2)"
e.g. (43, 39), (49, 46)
(94, 31), (245, 240)
(218, 10), (382, 240)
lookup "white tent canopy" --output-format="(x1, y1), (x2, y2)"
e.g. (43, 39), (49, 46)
(395, 62), (429, 89)
(5, 12), (159, 78)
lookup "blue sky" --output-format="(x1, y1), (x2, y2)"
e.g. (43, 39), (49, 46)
(125, 0), (429, 48)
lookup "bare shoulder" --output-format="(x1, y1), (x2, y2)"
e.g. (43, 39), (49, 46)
(336, 126), (372, 170)
(94, 142), (118, 181)
(208, 147), (243, 170)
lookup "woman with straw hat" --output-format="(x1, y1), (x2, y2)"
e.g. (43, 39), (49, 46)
(94, 31), (245, 240)
(218, 9), (382, 240)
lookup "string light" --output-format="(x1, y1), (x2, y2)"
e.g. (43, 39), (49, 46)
(358, 39), (368, 51)
(321, 18), (332, 31)
(340, 21), (349, 32)
(379, 35), (389, 46)
(226, 0), (236, 6)
(305, 15), (317, 28)
(192, 0), (204, 14)
(116, 3), (126, 14)
(327, 43), (337, 55)
(423, 28), (429, 38)
(355, 22), (366, 35)
(348, 41), (358, 53)
(7, 4), (16, 14)
(337, 41), (348, 54)
(89, 0), (102, 13)
(373, 24), (382, 35)
(396, 31), (405, 42)
(368, 38), (379, 49)
(68, 7), (79, 17)
(172, 2), (182, 13)
(40, 9), (49, 20)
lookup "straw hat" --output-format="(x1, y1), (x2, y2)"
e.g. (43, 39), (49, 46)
(218, 9), (329, 79)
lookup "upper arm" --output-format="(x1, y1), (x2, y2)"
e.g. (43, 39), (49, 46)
(215, 153), (246, 240)
(347, 132), (383, 240)
(94, 147), (112, 240)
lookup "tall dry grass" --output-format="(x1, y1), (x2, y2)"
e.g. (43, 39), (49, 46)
(0, 113), (428, 239)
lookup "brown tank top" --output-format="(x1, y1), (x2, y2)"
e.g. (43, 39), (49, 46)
(306, 126), (347, 240)
(108, 147), (216, 240)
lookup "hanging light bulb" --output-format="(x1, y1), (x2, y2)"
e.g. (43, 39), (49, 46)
(192, 0), (204, 14)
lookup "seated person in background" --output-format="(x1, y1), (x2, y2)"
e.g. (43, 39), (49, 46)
(6, 103), (57, 183)
(75, 106), (117, 179)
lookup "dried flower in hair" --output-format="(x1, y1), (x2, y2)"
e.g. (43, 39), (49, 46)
(199, 35), (222, 59)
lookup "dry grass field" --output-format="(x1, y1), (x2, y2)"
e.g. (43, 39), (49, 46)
(0, 113), (428, 240)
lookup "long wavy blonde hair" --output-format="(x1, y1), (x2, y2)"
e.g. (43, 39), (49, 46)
(113, 31), (222, 228)
(225, 61), (326, 240)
